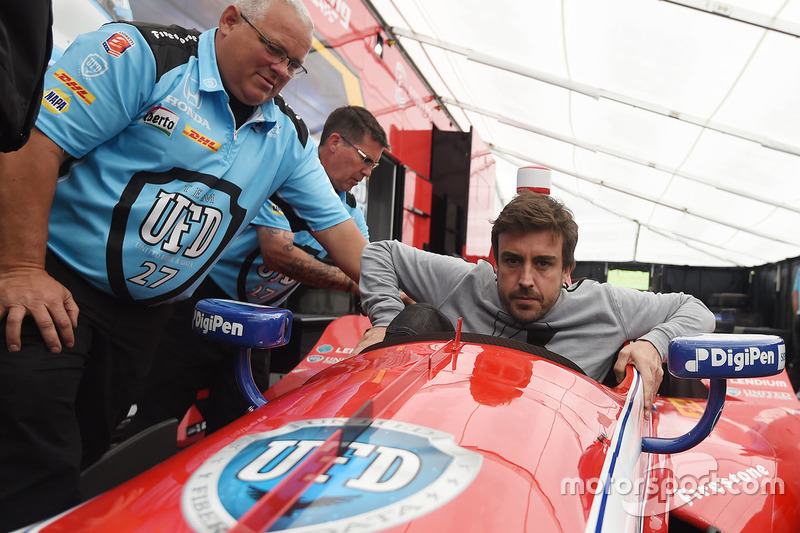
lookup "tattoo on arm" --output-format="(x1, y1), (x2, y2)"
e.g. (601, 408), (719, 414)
(272, 230), (356, 293)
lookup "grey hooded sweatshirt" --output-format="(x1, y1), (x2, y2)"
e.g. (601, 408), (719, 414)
(359, 240), (716, 381)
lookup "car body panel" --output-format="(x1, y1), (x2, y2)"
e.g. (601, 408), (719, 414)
(20, 317), (800, 532)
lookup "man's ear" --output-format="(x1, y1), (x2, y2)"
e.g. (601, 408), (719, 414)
(218, 5), (239, 36)
(562, 264), (574, 285)
(328, 132), (342, 149)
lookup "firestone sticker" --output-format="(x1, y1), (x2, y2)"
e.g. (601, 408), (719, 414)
(182, 418), (482, 532)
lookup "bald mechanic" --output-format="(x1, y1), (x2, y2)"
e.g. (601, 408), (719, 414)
(0, 1), (365, 529)
(355, 191), (715, 417)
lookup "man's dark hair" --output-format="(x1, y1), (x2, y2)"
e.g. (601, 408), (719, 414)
(491, 190), (579, 270)
(320, 105), (390, 150)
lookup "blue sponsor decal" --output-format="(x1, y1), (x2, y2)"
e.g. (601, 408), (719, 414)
(316, 344), (333, 354)
(668, 334), (786, 379)
(307, 355), (323, 363)
(181, 418), (482, 532)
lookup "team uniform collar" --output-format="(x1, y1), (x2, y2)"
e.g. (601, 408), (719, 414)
(199, 28), (273, 125)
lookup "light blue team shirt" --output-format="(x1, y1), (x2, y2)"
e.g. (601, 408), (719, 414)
(209, 192), (369, 305)
(36, 22), (349, 305)
(795, 269), (800, 316)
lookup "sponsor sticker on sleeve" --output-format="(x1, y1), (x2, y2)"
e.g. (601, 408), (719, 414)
(103, 31), (135, 57)
(270, 202), (284, 215)
(53, 69), (95, 105)
(42, 88), (70, 114)
(80, 53), (109, 78)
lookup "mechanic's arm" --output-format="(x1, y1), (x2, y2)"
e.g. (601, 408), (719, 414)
(353, 241), (467, 354)
(256, 225), (359, 294)
(0, 128), (79, 353)
(309, 218), (367, 284)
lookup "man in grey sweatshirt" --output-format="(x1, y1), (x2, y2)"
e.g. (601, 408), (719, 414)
(355, 191), (715, 417)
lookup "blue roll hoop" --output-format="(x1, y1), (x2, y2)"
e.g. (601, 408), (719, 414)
(193, 299), (294, 407)
(643, 333), (785, 454)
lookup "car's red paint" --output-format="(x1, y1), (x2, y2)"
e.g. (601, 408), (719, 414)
(29, 318), (800, 532)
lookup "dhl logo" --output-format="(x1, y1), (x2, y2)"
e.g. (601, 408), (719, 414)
(182, 125), (221, 152)
(53, 69), (95, 105)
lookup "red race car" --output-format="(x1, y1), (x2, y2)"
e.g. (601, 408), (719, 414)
(20, 299), (797, 532)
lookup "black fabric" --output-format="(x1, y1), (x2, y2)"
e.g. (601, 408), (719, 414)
(127, 22), (200, 82)
(0, 251), (171, 531)
(229, 96), (255, 130)
(274, 95), (309, 147)
(0, 0), (53, 152)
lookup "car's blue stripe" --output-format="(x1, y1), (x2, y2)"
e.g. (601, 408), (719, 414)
(594, 371), (641, 532)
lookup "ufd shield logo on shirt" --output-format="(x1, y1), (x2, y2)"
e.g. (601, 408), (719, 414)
(181, 418), (482, 532)
(107, 169), (246, 304)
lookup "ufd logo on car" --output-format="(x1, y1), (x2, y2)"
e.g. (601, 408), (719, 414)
(193, 310), (243, 336)
(182, 419), (482, 533)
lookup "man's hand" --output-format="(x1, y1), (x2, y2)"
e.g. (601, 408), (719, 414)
(352, 326), (386, 355)
(0, 267), (79, 353)
(614, 340), (664, 420)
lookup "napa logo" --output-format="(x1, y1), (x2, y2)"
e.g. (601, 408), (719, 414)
(181, 418), (482, 532)
(270, 201), (284, 216)
(42, 88), (70, 114)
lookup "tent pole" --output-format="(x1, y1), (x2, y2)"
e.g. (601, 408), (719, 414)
(444, 97), (800, 215)
(390, 27), (800, 158)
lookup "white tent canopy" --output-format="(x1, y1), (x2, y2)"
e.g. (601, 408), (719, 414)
(368, 0), (800, 267)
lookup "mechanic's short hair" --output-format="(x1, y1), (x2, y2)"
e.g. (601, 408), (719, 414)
(491, 190), (578, 271)
(320, 106), (390, 150)
(235, 0), (313, 30)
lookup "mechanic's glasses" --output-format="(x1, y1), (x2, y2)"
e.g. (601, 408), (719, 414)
(241, 13), (308, 79)
(340, 135), (380, 170)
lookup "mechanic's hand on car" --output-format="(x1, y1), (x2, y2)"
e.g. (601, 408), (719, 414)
(352, 326), (387, 355)
(613, 340), (663, 420)
(0, 267), (79, 353)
